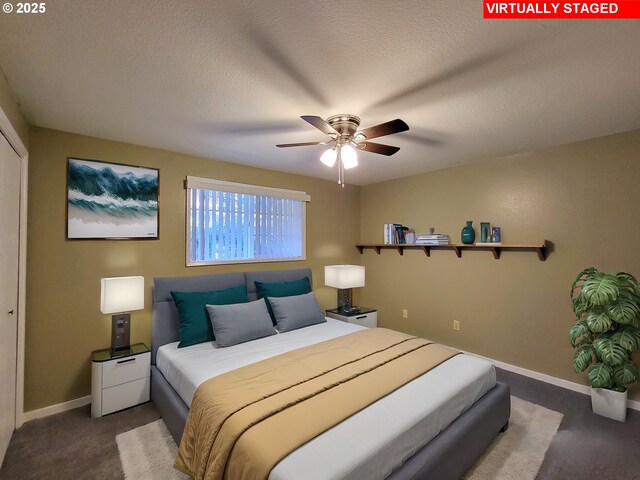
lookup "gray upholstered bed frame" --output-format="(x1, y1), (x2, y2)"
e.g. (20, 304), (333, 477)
(151, 268), (510, 480)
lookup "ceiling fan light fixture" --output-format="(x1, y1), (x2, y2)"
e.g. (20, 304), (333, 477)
(320, 147), (338, 167)
(340, 144), (358, 169)
(277, 114), (408, 186)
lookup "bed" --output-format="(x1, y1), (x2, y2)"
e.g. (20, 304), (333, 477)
(151, 268), (510, 480)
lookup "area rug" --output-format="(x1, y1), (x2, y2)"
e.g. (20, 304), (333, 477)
(116, 396), (562, 480)
(116, 419), (189, 480)
(462, 396), (563, 479)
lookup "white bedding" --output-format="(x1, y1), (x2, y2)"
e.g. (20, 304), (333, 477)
(156, 319), (496, 480)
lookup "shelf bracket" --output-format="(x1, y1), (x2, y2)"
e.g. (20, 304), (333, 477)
(491, 247), (501, 260)
(535, 246), (546, 261)
(356, 245), (364, 254)
(395, 246), (404, 256)
(373, 245), (381, 254)
(452, 245), (462, 258)
(420, 246), (431, 257)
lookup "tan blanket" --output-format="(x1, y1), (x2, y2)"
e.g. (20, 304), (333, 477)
(175, 328), (460, 480)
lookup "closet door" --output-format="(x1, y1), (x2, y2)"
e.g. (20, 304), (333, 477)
(0, 132), (20, 462)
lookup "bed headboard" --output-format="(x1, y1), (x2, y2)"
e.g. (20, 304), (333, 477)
(151, 268), (312, 363)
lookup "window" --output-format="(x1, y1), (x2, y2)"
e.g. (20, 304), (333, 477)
(185, 176), (310, 265)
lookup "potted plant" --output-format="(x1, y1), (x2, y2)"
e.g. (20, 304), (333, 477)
(569, 267), (640, 421)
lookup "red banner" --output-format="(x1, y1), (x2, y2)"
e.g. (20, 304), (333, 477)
(483, 1), (640, 18)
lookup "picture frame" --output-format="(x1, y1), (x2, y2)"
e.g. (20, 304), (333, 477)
(66, 157), (159, 239)
(491, 226), (501, 243)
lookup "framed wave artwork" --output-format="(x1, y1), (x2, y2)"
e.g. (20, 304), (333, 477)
(66, 158), (159, 239)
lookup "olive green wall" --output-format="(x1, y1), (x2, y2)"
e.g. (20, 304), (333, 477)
(25, 125), (640, 411)
(0, 65), (28, 148)
(359, 129), (640, 402)
(26, 127), (361, 411)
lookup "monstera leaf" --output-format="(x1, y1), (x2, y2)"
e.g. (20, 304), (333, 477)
(581, 272), (620, 306)
(571, 296), (589, 319)
(611, 325), (640, 353)
(570, 268), (597, 317)
(616, 272), (640, 296)
(574, 333), (594, 348)
(612, 362), (640, 387)
(585, 308), (612, 333)
(594, 337), (627, 366)
(607, 290), (640, 326)
(573, 346), (595, 373)
(587, 362), (613, 389)
(570, 267), (598, 298)
(569, 321), (590, 347)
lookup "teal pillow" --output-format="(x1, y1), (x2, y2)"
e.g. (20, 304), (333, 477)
(171, 285), (248, 348)
(255, 277), (312, 323)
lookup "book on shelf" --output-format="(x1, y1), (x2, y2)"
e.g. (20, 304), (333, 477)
(415, 233), (450, 245)
(474, 242), (502, 246)
(384, 224), (399, 244)
(416, 234), (450, 239)
(384, 223), (412, 244)
(394, 224), (407, 244)
(415, 240), (451, 245)
(384, 224), (394, 244)
(416, 237), (450, 242)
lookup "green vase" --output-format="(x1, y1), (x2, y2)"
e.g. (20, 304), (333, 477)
(461, 221), (475, 244)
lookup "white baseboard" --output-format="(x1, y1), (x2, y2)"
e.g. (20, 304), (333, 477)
(464, 350), (640, 412)
(21, 395), (91, 424)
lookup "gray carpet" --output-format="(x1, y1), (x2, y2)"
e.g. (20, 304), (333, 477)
(496, 369), (640, 480)
(0, 402), (159, 480)
(2, 368), (639, 479)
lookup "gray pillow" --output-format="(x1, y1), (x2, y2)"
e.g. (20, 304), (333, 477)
(268, 292), (327, 333)
(206, 298), (276, 347)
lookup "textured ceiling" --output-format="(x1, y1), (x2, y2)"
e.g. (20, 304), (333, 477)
(1, 1), (639, 185)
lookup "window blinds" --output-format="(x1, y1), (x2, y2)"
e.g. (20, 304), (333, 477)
(186, 177), (309, 265)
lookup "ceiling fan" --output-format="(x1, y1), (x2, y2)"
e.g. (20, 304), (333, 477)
(277, 114), (409, 186)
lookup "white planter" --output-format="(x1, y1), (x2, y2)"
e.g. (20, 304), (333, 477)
(590, 387), (627, 422)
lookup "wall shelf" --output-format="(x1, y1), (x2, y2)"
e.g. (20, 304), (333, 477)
(356, 241), (549, 261)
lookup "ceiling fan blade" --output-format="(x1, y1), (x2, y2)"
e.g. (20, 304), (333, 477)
(301, 115), (338, 136)
(276, 141), (326, 148)
(357, 119), (409, 140)
(358, 141), (400, 156)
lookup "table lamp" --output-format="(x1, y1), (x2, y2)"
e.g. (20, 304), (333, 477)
(324, 265), (365, 314)
(100, 276), (144, 351)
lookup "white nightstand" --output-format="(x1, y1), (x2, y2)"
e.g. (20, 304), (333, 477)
(326, 308), (378, 328)
(91, 343), (150, 418)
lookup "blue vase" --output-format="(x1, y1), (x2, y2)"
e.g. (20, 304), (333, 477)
(461, 221), (475, 244)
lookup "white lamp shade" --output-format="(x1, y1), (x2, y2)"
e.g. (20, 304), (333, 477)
(324, 265), (365, 289)
(100, 276), (145, 314)
(340, 145), (358, 169)
(320, 148), (337, 167)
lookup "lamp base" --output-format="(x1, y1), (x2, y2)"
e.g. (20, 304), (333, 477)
(111, 313), (131, 351)
(336, 289), (360, 314)
(337, 306), (362, 315)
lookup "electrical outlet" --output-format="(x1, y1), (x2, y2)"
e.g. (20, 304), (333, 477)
(402, 309), (409, 319)
(453, 320), (460, 331)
